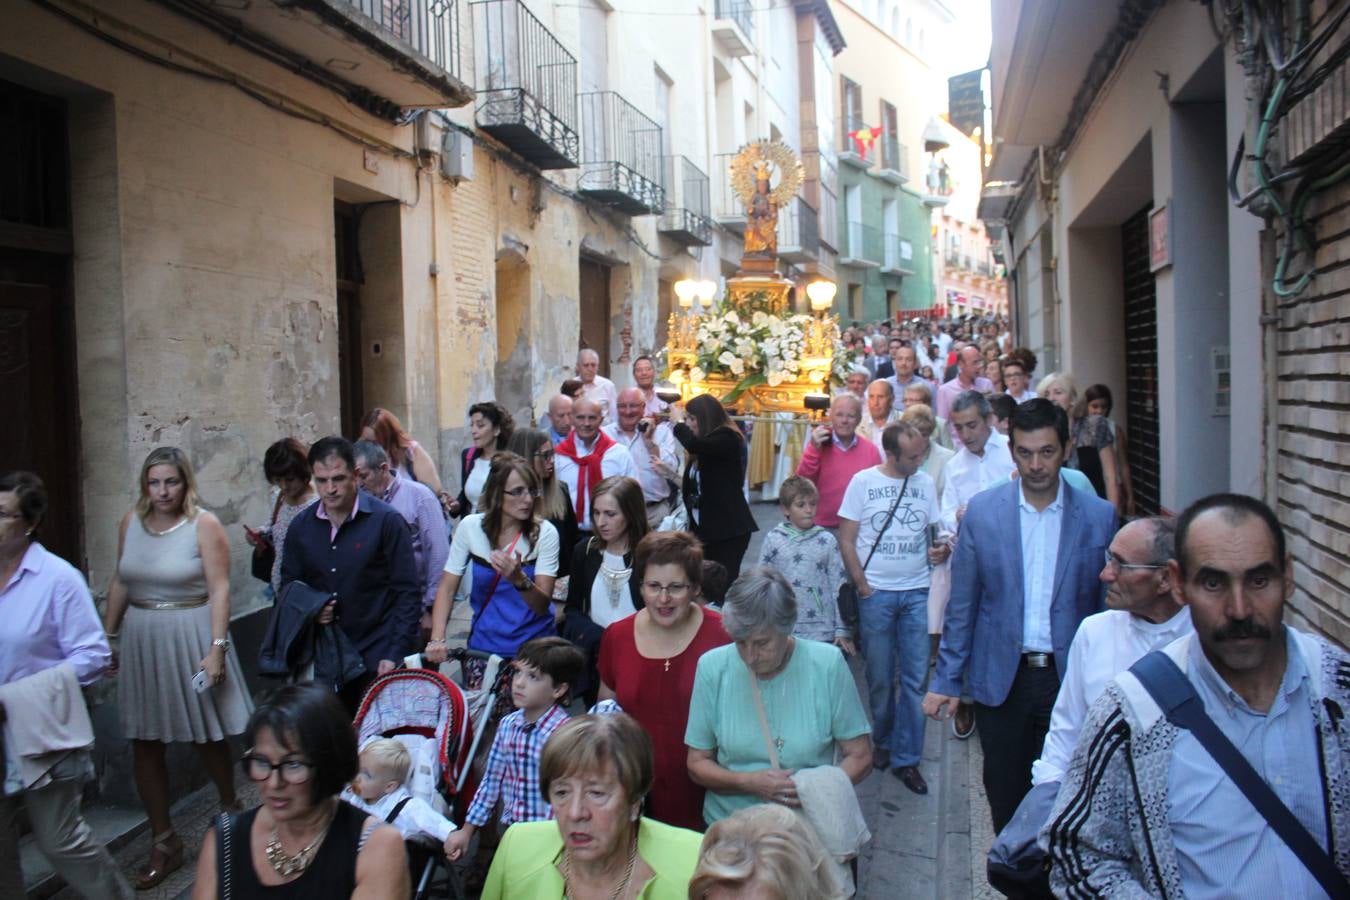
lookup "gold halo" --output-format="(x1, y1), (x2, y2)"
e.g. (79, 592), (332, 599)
(729, 141), (805, 206)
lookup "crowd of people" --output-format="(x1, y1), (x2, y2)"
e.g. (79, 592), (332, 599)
(1, 317), (1346, 900)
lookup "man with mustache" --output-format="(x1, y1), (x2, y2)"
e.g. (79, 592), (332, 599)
(1045, 494), (1350, 898)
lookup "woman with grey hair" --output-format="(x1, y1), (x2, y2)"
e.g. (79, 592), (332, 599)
(685, 568), (872, 825)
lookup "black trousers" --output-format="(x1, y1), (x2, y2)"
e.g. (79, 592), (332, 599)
(974, 664), (1060, 834)
(698, 532), (752, 588)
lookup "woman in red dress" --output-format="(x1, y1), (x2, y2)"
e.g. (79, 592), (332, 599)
(597, 532), (730, 831)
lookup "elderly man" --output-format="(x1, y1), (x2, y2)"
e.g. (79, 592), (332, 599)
(795, 393), (880, 529)
(576, 348), (618, 425)
(839, 368), (869, 399)
(352, 440), (449, 617)
(281, 436), (420, 710)
(1045, 495), (1350, 899)
(936, 345), (994, 441)
(924, 400), (1116, 832)
(632, 355), (668, 416)
(903, 382), (953, 450)
(1031, 516), (1191, 787)
(885, 344), (929, 403)
(858, 379), (902, 452)
(544, 394), (573, 446)
(603, 387), (679, 527)
(554, 397), (636, 533)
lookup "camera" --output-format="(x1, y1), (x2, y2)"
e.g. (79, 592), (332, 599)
(638, 420), (650, 434)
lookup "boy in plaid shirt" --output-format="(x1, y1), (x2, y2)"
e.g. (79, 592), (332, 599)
(445, 637), (585, 861)
(757, 476), (854, 654)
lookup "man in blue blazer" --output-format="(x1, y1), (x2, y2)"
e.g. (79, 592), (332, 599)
(923, 399), (1117, 832)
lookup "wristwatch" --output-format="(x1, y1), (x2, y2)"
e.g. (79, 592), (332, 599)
(212, 638), (232, 652)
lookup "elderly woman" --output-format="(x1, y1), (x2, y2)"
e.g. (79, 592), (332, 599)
(688, 804), (843, 900)
(597, 532), (729, 831)
(102, 447), (253, 888)
(246, 437), (316, 596)
(686, 568), (871, 825)
(192, 684), (408, 898)
(481, 713), (702, 899)
(0, 472), (132, 899)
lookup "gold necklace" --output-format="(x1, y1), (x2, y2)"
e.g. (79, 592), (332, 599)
(265, 803), (336, 878)
(562, 833), (637, 900)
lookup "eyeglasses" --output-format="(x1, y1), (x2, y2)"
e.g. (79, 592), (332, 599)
(504, 486), (543, 499)
(241, 754), (315, 785)
(642, 581), (691, 598)
(1103, 549), (1166, 573)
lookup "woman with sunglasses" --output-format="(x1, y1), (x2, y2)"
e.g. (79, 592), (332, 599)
(595, 532), (729, 831)
(424, 455), (559, 681)
(193, 683), (408, 899)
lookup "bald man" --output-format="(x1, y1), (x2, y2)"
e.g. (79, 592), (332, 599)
(604, 387), (679, 527)
(544, 394), (573, 446)
(576, 348), (618, 425)
(554, 397), (636, 532)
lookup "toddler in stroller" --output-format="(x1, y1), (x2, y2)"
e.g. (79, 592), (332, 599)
(344, 738), (456, 851)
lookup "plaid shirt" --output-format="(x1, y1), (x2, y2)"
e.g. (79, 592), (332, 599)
(465, 704), (569, 828)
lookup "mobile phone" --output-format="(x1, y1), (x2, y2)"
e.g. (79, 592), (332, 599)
(191, 669), (210, 694)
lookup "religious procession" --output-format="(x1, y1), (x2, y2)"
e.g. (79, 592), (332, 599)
(3, 1), (1349, 899)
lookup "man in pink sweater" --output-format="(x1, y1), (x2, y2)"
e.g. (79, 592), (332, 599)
(795, 393), (882, 528)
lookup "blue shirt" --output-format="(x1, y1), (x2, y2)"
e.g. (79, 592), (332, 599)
(280, 494), (421, 668)
(1018, 476), (1064, 653)
(374, 469), (450, 609)
(0, 543), (110, 687)
(1168, 629), (1328, 899)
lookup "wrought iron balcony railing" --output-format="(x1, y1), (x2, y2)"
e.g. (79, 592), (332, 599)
(840, 115), (872, 167)
(778, 197), (820, 263)
(713, 152), (745, 226)
(840, 221), (882, 267)
(659, 156), (713, 246)
(879, 136), (909, 183)
(472, 0), (579, 169)
(577, 92), (665, 215)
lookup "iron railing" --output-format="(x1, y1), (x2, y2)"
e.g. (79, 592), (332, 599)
(471, 0), (578, 168)
(841, 114), (868, 158)
(977, 260), (993, 277)
(714, 0), (754, 39)
(713, 151), (744, 222)
(659, 155), (713, 245)
(578, 91), (665, 214)
(880, 136), (909, 178)
(777, 197), (820, 260)
(338, 0), (463, 81)
(842, 221), (882, 264)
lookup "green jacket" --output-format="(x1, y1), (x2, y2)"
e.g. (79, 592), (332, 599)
(481, 817), (702, 899)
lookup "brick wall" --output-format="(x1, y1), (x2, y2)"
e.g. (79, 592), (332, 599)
(1275, 177), (1350, 649)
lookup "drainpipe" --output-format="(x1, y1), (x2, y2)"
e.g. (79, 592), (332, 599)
(1260, 231), (1280, 506)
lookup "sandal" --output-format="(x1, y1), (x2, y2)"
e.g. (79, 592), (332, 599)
(135, 830), (184, 890)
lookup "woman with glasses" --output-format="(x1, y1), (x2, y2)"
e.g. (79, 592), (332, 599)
(192, 683), (408, 899)
(596, 532), (729, 831)
(506, 428), (577, 578)
(424, 455), (559, 679)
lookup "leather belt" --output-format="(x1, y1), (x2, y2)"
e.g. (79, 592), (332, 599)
(1021, 652), (1052, 669)
(129, 596), (209, 611)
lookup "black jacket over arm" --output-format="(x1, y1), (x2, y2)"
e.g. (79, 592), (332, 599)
(564, 536), (646, 617)
(672, 423), (758, 543)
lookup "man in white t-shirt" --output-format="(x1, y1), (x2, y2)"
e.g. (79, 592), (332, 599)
(576, 348), (618, 425)
(838, 421), (951, 795)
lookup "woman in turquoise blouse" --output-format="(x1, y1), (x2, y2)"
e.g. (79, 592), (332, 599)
(685, 568), (873, 825)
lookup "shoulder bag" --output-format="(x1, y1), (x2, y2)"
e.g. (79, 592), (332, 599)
(835, 476), (909, 635)
(250, 493), (285, 583)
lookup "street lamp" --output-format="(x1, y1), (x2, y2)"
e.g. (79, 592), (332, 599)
(695, 280), (718, 308)
(807, 280), (837, 313)
(674, 279), (698, 309)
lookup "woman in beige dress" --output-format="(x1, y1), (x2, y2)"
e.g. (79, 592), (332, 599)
(103, 446), (253, 889)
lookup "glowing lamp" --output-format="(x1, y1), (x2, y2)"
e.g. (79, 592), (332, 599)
(807, 280), (837, 312)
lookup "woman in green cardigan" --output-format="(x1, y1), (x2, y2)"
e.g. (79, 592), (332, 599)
(481, 713), (702, 900)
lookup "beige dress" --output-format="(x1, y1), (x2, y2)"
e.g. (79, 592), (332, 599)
(116, 513), (252, 742)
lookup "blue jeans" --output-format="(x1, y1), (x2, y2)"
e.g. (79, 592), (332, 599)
(858, 588), (930, 768)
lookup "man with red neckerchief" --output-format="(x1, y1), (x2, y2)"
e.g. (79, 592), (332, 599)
(554, 398), (636, 534)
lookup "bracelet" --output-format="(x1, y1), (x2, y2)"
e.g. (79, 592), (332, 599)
(105, 631), (120, 640)
(514, 578), (533, 593)
(426, 638), (447, 647)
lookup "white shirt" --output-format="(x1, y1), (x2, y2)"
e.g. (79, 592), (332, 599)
(837, 467), (943, 591)
(579, 375), (619, 425)
(1008, 388), (1038, 404)
(1018, 477), (1064, 653)
(340, 785), (455, 845)
(1031, 606), (1193, 786)
(463, 454), (491, 511)
(939, 430), (1016, 532)
(444, 514), (560, 577)
(553, 436), (636, 531)
(857, 409), (901, 453)
(602, 422), (678, 502)
(640, 388), (669, 417)
(589, 550), (636, 628)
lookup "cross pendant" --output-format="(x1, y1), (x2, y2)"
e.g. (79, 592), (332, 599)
(663, 658), (671, 672)
(774, 737), (785, 752)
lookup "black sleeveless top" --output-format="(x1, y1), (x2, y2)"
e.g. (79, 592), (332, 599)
(214, 800), (371, 899)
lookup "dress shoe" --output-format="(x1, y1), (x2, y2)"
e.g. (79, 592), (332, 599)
(952, 702), (976, 740)
(872, 746), (890, 771)
(894, 765), (928, 795)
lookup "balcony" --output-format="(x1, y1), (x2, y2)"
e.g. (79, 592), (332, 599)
(878, 137), (909, 185)
(712, 0), (755, 57)
(839, 116), (871, 169)
(839, 221), (882, 268)
(881, 233), (914, 276)
(577, 92), (665, 215)
(944, 250), (964, 270)
(472, 0), (578, 169)
(777, 197), (820, 263)
(713, 152), (745, 229)
(188, 0), (472, 115)
(659, 156), (713, 246)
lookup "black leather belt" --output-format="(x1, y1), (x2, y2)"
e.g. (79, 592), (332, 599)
(1021, 652), (1051, 669)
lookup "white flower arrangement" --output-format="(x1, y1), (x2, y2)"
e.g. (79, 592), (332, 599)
(686, 308), (853, 400)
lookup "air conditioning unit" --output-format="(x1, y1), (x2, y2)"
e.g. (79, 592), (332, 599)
(440, 129), (474, 183)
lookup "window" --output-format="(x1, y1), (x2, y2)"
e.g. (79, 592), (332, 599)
(654, 67), (672, 156)
(840, 76), (863, 141)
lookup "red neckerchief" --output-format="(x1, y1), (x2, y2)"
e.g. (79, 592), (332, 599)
(554, 429), (616, 522)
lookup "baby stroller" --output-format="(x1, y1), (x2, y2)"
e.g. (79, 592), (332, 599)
(353, 666), (472, 900)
